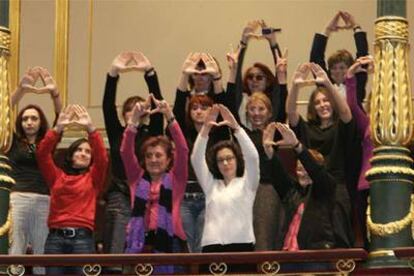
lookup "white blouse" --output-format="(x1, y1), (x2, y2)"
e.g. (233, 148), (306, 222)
(191, 127), (260, 247)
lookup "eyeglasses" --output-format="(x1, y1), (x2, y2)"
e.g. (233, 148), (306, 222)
(216, 155), (235, 164)
(246, 74), (266, 81)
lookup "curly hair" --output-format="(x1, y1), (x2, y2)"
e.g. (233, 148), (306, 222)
(207, 140), (244, 180)
(138, 135), (174, 172)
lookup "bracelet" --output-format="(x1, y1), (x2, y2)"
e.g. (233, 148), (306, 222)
(353, 25), (362, 32)
(51, 93), (60, 98)
(213, 75), (222, 81)
(240, 40), (247, 47)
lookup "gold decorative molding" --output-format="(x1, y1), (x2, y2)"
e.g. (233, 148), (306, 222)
(261, 261), (280, 275)
(367, 195), (413, 239)
(370, 16), (412, 146)
(134, 263), (153, 276)
(9, 0), (20, 93)
(368, 250), (395, 258)
(87, 0), (94, 108)
(82, 264), (101, 276)
(0, 27), (13, 154)
(209, 262), (227, 275)
(365, 166), (414, 178)
(54, 0), (69, 107)
(335, 259), (356, 274)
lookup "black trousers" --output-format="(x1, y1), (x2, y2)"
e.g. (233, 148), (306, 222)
(201, 243), (255, 273)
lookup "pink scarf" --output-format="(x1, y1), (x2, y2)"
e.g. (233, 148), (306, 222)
(283, 203), (305, 251)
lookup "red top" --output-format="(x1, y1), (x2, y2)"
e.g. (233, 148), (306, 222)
(36, 130), (108, 231)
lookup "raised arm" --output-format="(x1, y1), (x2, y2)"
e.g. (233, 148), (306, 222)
(71, 105), (108, 191)
(190, 106), (220, 195)
(36, 106), (76, 186)
(104, 52), (130, 139)
(345, 57), (372, 134)
(120, 102), (148, 184)
(310, 12), (342, 72)
(286, 63), (311, 127)
(219, 104), (259, 191)
(311, 63), (352, 123)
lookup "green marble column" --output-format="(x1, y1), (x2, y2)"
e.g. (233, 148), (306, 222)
(366, 0), (414, 267)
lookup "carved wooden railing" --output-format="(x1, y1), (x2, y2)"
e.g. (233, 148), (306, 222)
(0, 248), (368, 275)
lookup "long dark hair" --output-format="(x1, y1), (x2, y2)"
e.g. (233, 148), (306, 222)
(15, 104), (49, 144)
(63, 138), (91, 175)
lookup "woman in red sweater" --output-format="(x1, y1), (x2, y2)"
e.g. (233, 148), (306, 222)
(36, 105), (108, 275)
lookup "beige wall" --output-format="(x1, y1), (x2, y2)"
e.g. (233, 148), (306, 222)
(16, 0), (413, 131)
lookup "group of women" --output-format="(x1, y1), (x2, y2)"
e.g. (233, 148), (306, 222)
(7, 11), (373, 274)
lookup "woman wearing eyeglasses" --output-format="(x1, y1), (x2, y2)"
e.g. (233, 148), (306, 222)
(191, 104), (259, 272)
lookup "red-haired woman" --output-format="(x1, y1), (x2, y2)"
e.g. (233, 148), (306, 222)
(120, 99), (188, 274)
(7, 67), (62, 275)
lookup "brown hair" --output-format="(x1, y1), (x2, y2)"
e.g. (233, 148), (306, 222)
(15, 104), (49, 144)
(306, 88), (338, 125)
(327, 49), (354, 70)
(242, 62), (276, 96)
(207, 140), (244, 180)
(122, 95), (145, 118)
(138, 136), (174, 172)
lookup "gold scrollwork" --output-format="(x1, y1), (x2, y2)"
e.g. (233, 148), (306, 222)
(82, 264), (102, 276)
(367, 195), (413, 239)
(209, 262), (228, 275)
(335, 259), (356, 274)
(370, 16), (413, 146)
(6, 264), (25, 276)
(261, 261), (280, 275)
(134, 263), (153, 276)
(0, 209), (11, 237)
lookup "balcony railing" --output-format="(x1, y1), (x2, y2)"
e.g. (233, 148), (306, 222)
(0, 248), (370, 275)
